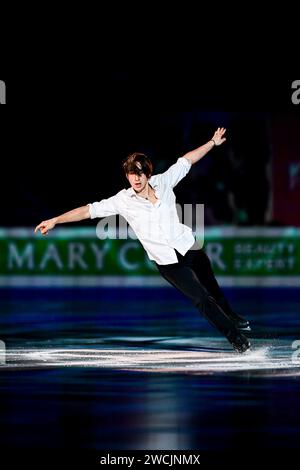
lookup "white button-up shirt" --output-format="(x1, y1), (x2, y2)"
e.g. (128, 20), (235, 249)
(87, 156), (195, 265)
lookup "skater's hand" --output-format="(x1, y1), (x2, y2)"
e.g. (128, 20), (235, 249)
(34, 218), (57, 236)
(211, 127), (226, 146)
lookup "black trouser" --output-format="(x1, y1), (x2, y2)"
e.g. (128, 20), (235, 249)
(155, 244), (237, 337)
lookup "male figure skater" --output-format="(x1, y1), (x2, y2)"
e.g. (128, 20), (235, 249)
(35, 128), (251, 353)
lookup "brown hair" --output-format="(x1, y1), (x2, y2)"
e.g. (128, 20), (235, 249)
(122, 152), (153, 179)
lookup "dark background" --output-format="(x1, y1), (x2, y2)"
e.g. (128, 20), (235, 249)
(1, 75), (299, 228)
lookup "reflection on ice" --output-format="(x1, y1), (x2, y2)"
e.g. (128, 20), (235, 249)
(2, 337), (300, 376)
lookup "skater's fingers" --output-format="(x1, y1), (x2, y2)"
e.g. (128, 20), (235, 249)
(34, 223), (45, 233)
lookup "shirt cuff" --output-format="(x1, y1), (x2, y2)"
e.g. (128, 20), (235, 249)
(87, 203), (96, 219)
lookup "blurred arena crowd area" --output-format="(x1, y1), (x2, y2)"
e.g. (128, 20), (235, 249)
(2, 110), (300, 229)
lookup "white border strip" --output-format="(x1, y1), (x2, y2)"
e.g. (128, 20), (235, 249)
(0, 275), (300, 288)
(1, 227), (300, 238)
(0, 275), (166, 287)
(217, 276), (300, 287)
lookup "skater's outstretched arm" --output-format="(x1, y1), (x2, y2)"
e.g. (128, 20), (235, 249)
(183, 127), (226, 165)
(34, 205), (90, 236)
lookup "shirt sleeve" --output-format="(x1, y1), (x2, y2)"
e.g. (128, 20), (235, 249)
(158, 157), (192, 188)
(87, 194), (120, 219)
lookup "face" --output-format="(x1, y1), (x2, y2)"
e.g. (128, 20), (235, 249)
(126, 171), (149, 193)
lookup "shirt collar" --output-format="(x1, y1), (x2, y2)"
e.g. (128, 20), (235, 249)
(127, 187), (137, 198)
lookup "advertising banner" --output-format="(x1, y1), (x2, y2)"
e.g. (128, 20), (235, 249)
(0, 227), (299, 287)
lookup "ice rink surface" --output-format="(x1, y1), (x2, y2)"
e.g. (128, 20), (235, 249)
(1, 287), (300, 463)
(2, 336), (300, 376)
